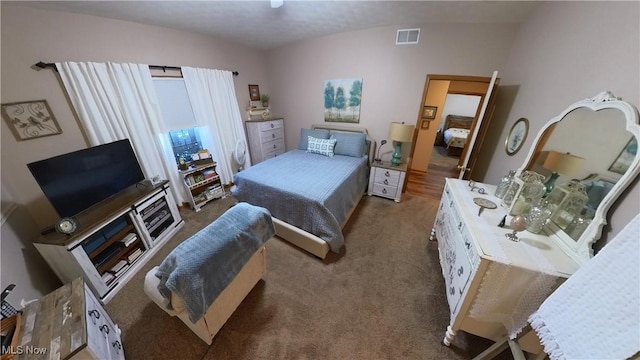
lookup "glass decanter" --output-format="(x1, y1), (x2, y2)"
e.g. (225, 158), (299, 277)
(495, 170), (516, 199)
(525, 198), (552, 234)
(510, 171), (546, 216)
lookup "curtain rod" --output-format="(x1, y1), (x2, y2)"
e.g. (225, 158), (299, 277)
(34, 62), (239, 76)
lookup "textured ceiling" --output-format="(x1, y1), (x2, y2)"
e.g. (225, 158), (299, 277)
(13, 1), (541, 50)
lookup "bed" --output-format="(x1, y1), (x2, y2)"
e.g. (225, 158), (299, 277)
(442, 115), (474, 155)
(232, 124), (373, 259)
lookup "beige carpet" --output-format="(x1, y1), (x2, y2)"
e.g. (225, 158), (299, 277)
(105, 193), (500, 359)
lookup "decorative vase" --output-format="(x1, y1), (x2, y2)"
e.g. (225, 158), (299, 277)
(525, 199), (552, 234)
(495, 170), (516, 199)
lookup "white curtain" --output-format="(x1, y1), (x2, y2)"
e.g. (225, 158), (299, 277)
(56, 62), (188, 205)
(182, 67), (249, 184)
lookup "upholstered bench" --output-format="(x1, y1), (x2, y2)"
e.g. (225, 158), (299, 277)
(144, 202), (275, 344)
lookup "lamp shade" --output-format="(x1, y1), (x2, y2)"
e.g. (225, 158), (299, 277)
(542, 151), (584, 176)
(388, 122), (414, 143)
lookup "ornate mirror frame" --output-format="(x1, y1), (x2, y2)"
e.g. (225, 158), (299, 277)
(518, 91), (640, 265)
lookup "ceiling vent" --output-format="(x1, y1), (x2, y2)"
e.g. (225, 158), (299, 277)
(396, 28), (420, 45)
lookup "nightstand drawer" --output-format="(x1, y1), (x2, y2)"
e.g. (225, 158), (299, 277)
(371, 183), (399, 199)
(373, 167), (401, 186)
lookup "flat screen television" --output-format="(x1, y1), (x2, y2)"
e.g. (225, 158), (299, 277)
(27, 139), (146, 218)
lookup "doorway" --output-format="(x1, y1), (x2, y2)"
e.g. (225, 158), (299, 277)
(431, 94), (481, 170)
(405, 74), (499, 195)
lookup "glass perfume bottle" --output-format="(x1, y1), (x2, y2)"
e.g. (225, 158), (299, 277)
(495, 170), (516, 199)
(525, 199), (552, 234)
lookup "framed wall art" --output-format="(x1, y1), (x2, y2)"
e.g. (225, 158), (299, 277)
(505, 117), (529, 156)
(1, 99), (62, 141)
(421, 105), (437, 120)
(248, 84), (260, 101)
(608, 137), (638, 175)
(324, 78), (362, 123)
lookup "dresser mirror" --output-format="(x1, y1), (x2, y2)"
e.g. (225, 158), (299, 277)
(519, 91), (640, 264)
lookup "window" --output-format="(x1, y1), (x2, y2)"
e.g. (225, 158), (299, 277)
(153, 77), (206, 165)
(168, 127), (203, 164)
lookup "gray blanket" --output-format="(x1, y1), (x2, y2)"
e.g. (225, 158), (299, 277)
(155, 202), (275, 323)
(232, 149), (368, 252)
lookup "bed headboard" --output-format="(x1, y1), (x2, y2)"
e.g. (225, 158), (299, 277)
(311, 123), (375, 165)
(444, 115), (474, 130)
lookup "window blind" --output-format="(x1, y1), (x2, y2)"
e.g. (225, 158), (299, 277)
(153, 78), (198, 131)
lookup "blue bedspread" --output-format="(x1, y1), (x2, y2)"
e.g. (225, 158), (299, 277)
(155, 202), (275, 323)
(232, 150), (368, 252)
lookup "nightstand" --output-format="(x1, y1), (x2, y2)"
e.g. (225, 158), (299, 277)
(367, 161), (407, 202)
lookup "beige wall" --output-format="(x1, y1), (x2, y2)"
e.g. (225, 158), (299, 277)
(476, 1), (640, 244)
(265, 23), (518, 155)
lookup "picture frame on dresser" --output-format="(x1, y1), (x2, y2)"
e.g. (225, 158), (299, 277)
(248, 84), (260, 101)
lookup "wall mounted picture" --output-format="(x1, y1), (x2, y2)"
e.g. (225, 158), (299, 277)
(608, 137), (638, 175)
(505, 117), (529, 156)
(324, 78), (362, 123)
(1, 99), (62, 141)
(421, 105), (437, 120)
(248, 84), (260, 101)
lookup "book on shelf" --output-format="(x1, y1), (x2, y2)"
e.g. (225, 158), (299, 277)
(119, 233), (137, 247)
(93, 243), (124, 268)
(109, 259), (128, 274)
(127, 248), (143, 263)
(111, 263), (130, 278)
(101, 272), (115, 285)
(186, 174), (195, 185)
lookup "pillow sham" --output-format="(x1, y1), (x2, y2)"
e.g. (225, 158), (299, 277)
(307, 136), (337, 157)
(330, 132), (367, 157)
(298, 128), (330, 150)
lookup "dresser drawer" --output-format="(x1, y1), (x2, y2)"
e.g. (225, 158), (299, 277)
(85, 287), (124, 359)
(258, 119), (283, 132)
(373, 167), (401, 186)
(262, 139), (285, 155)
(259, 127), (283, 143)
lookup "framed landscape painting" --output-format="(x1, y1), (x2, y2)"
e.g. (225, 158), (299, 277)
(324, 78), (362, 123)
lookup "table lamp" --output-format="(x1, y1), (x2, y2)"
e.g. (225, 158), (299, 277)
(542, 150), (584, 196)
(388, 122), (415, 166)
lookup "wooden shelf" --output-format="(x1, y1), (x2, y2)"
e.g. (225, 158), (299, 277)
(96, 239), (143, 275)
(88, 224), (135, 259)
(188, 175), (220, 190)
(180, 162), (216, 176)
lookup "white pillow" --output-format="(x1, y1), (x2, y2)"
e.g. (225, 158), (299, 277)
(307, 136), (337, 157)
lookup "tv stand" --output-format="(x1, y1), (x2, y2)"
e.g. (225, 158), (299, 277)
(33, 180), (184, 304)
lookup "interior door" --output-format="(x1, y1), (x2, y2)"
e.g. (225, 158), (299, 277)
(457, 70), (499, 179)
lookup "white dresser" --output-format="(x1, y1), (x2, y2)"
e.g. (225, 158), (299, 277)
(367, 161), (407, 202)
(431, 178), (580, 352)
(245, 118), (285, 164)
